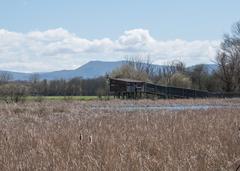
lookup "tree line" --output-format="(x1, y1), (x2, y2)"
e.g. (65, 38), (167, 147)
(0, 75), (108, 102)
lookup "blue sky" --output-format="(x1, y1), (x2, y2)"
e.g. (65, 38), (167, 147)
(0, 0), (239, 72)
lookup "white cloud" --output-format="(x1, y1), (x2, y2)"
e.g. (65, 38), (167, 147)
(0, 28), (220, 72)
(117, 29), (155, 52)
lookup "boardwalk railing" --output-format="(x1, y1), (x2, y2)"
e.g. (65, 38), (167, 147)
(109, 78), (240, 99)
(144, 83), (210, 98)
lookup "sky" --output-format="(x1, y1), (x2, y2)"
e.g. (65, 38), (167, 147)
(0, 0), (240, 72)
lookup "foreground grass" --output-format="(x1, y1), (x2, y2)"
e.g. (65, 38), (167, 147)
(25, 96), (101, 101)
(0, 99), (240, 170)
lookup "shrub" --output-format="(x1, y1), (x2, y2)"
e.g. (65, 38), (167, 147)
(0, 83), (29, 103)
(169, 73), (192, 88)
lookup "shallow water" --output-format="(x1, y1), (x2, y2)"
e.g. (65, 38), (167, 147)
(91, 104), (240, 111)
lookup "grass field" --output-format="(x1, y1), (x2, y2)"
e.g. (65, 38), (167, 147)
(25, 96), (100, 101)
(0, 99), (240, 170)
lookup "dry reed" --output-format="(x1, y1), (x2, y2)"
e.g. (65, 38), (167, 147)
(0, 99), (239, 171)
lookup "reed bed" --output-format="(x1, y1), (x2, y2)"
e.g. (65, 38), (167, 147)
(0, 99), (240, 171)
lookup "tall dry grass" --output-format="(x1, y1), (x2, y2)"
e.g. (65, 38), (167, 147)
(0, 99), (240, 171)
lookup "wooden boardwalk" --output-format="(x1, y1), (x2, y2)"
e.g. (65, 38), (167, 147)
(109, 78), (240, 99)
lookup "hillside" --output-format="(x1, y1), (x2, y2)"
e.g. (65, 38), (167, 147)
(0, 61), (217, 81)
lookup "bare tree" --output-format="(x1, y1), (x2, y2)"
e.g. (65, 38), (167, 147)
(29, 73), (41, 95)
(154, 60), (187, 85)
(216, 20), (240, 92)
(111, 56), (154, 81)
(125, 56), (155, 77)
(0, 83), (29, 103)
(0, 72), (13, 84)
(169, 73), (192, 88)
(190, 64), (208, 90)
(29, 73), (40, 84)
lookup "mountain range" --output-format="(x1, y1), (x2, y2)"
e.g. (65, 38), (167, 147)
(0, 61), (217, 81)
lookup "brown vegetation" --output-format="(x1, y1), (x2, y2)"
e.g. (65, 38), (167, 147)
(0, 99), (240, 170)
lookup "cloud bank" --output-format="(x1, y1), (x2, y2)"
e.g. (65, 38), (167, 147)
(0, 28), (220, 72)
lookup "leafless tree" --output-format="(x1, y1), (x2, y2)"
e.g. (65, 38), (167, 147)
(29, 73), (40, 84)
(0, 83), (29, 103)
(154, 60), (187, 85)
(111, 56), (155, 81)
(29, 73), (41, 95)
(125, 56), (155, 77)
(216, 20), (240, 92)
(190, 64), (208, 90)
(0, 72), (13, 84)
